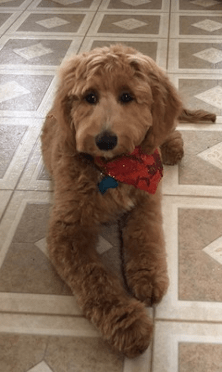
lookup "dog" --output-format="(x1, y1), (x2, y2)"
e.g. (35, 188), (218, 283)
(41, 44), (215, 358)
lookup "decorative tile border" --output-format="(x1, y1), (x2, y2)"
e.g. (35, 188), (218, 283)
(0, 34), (83, 70)
(153, 321), (222, 372)
(87, 11), (169, 38)
(156, 196), (222, 322)
(79, 36), (168, 69)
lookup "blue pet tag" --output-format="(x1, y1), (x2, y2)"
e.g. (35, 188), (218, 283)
(98, 175), (118, 194)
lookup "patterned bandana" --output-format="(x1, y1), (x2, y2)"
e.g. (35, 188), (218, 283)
(96, 146), (163, 195)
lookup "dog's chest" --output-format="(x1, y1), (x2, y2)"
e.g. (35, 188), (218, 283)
(96, 180), (138, 221)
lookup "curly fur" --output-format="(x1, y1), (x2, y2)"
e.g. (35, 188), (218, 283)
(41, 44), (189, 357)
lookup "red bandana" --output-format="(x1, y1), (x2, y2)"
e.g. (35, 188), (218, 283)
(96, 146), (163, 194)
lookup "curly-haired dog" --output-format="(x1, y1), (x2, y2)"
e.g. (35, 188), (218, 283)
(41, 44), (215, 358)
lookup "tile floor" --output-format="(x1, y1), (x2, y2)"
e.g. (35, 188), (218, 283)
(0, 0), (222, 371)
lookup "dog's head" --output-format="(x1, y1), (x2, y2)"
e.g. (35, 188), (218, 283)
(53, 44), (182, 158)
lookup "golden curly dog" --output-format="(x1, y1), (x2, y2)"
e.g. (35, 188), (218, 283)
(41, 44), (215, 358)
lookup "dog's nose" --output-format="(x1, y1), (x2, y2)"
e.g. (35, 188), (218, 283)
(95, 131), (118, 151)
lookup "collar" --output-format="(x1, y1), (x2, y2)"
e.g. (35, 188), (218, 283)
(95, 146), (163, 194)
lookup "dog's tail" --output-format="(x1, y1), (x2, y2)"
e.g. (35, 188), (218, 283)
(179, 108), (216, 123)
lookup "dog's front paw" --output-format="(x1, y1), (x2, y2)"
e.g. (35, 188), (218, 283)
(161, 130), (184, 165)
(126, 269), (169, 307)
(107, 299), (153, 358)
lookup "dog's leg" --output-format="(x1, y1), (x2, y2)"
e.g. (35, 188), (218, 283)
(122, 189), (169, 306)
(160, 129), (184, 165)
(47, 202), (153, 358)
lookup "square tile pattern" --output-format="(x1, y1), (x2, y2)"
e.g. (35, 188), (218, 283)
(169, 40), (222, 73)
(1, 0), (222, 371)
(95, 14), (161, 35)
(0, 38), (72, 65)
(34, 0), (98, 10)
(177, 0), (222, 11)
(17, 13), (86, 33)
(102, 0), (163, 11)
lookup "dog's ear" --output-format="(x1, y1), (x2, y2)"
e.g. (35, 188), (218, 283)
(129, 55), (183, 154)
(51, 55), (84, 150)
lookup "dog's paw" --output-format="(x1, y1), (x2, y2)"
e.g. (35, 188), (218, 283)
(161, 130), (184, 165)
(126, 270), (169, 307)
(161, 143), (184, 165)
(104, 299), (153, 358)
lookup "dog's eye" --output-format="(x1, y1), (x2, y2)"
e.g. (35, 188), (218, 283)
(120, 93), (133, 104)
(85, 93), (98, 104)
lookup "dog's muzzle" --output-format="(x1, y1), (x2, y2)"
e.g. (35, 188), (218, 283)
(95, 131), (118, 151)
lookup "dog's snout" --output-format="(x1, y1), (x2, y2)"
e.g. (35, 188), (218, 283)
(95, 131), (118, 151)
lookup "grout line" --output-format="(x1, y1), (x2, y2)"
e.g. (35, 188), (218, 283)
(13, 130), (41, 191)
(166, 0), (172, 72)
(0, 190), (14, 225)
(0, 309), (83, 318)
(162, 193), (222, 199)
(0, 1), (31, 38)
(155, 318), (222, 325)
(150, 306), (157, 372)
(76, 1), (104, 54)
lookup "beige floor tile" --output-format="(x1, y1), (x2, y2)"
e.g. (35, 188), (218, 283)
(99, 0), (168, 12)
(172, 0), (222, 12)
(0, 10), (22, 36)
(169, 39), (222, 74)
(0, 190), (12, 218)
(0, 35), (83, 69)
(157, 196), (222, 322)
(0, 0), (32, 9)
(169, 74), (222, 117)
(29, 0), (101, 11)
(179, 130), (222, 187)
(0, 333), (124, 372)
(178, 208), (222, 302)
(7, 10), (95, 37)
(170, 13), (222, 39)
(80, 37), (168, 69)
(88, 11), (169, 38)
(179, 342), (222, 372)
(0, 118), (42, 190)
(163, 124), (222, 197)
(153, 321), (222, 372)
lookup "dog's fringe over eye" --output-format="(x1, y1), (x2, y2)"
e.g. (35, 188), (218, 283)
(85, 93), (98, 104)
(120, 93), (134, 104)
